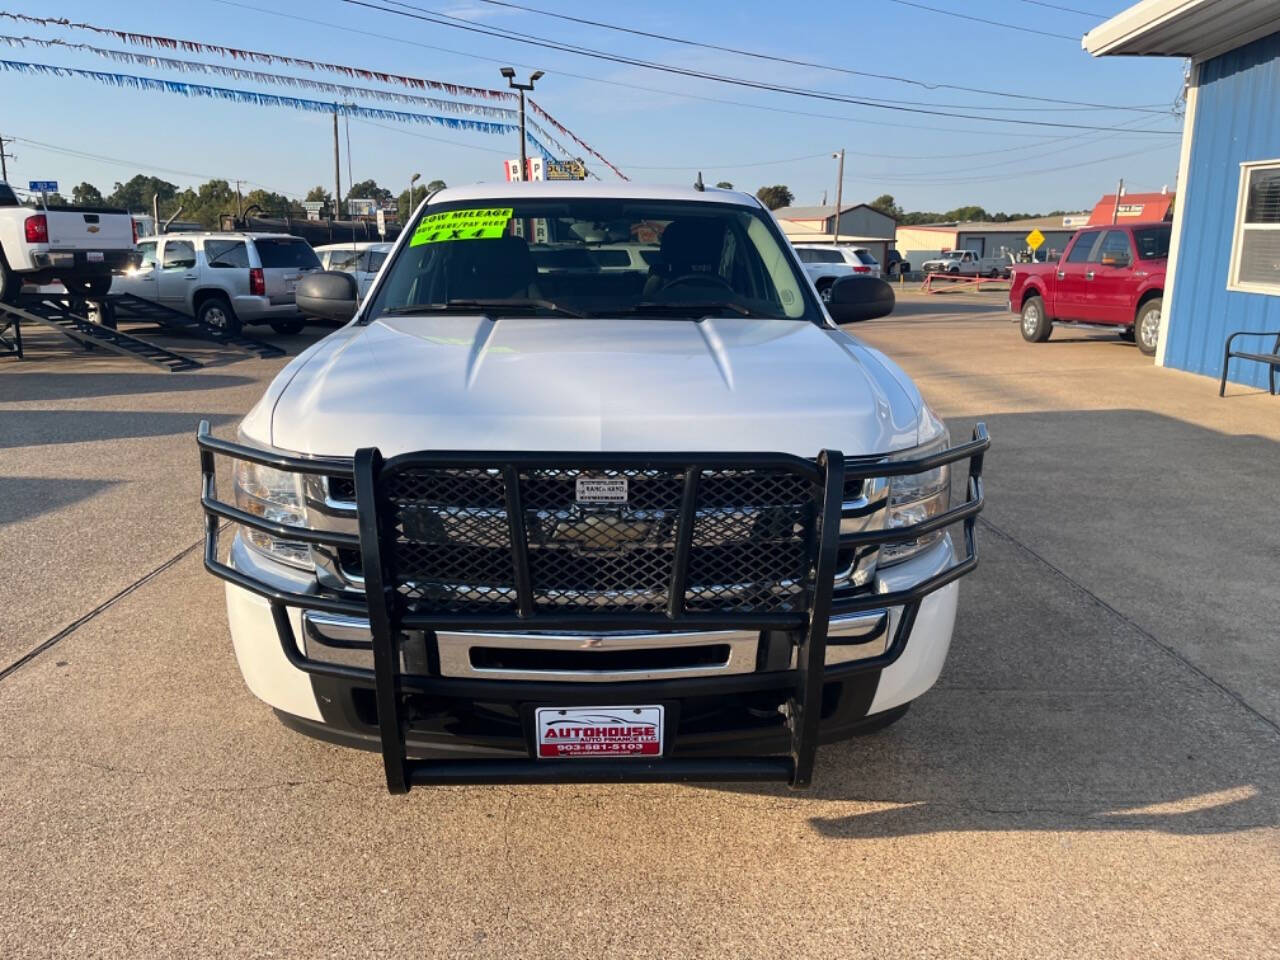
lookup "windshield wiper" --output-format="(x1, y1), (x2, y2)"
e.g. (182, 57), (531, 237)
(381, 298), (587, 319)
(613, 301), (778, 319)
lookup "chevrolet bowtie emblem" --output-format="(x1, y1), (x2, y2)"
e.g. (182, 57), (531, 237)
(551, 514), (651, 551)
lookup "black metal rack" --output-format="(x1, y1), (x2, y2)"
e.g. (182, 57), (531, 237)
(109, 293), (284, 359)
(0, 296), (202, 371)
(197, 423), (988, 793)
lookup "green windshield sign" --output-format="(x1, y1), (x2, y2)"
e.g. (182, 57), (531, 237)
(410, 207), (513, 246)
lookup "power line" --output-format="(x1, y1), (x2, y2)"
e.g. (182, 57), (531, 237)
(206, 0), (1175, 140)
(1013, 0), (1108, 18)
(343, 0), (1175, 133)
(3, 133), (303, 197)
(844, 145), (1172, 186)
(465, 0), (1154, 112)
(884, 0), (1079, 40)
(617, 113), (1176, 170)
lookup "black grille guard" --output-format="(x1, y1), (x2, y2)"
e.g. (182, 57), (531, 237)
(197, 423), (989, 792)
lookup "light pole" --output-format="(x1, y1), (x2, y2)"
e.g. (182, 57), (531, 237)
(500, 67), (543, 179)
(831, 149), (845, 246)
(408, 171), (420, 222)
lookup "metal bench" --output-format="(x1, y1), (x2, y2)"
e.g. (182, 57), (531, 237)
(1219, 330), (1280, 396)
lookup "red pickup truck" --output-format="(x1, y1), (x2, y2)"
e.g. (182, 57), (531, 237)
(1008, 222), (1171, 355)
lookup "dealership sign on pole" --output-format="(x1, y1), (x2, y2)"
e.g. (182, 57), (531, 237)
(301, 200), (326, 221)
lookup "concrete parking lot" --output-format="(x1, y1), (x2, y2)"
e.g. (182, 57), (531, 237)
(2, 293), (1278, 958)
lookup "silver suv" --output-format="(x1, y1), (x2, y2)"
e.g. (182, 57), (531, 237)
(113, 232), (321, 334)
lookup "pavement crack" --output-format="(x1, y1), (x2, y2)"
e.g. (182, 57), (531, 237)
(978, 516), (1280, 739)
(0, 534), (205, 684)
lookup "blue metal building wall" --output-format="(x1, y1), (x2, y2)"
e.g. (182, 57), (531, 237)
(1166, 30), (1280, 389)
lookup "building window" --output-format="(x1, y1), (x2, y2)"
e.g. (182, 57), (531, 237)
(1229, 160), (1280, 294)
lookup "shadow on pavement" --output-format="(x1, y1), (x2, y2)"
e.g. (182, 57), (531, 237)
(0, 475), (124, 526)
(0, 372), (256, 403)
(0, 410), (236, 448)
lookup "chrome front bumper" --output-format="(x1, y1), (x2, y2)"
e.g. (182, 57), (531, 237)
(300, 606), (891, 683)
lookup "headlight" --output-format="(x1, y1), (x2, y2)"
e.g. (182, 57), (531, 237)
(880, 428), (951, 566)
(233, 458), (313, 569)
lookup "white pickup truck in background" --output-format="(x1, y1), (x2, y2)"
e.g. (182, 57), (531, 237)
(920, 249), (1014, 278)
(0, 181), (137, 302)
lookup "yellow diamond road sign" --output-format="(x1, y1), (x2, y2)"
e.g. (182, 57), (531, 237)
(1025, 228), (1045, 251)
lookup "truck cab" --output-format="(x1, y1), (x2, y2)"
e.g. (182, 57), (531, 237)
(1008, 222), (1170, 354)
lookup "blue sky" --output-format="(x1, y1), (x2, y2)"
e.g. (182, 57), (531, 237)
(0, 0), (1186, 214)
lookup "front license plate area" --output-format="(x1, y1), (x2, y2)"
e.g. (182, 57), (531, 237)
(535, 705), (664, 758)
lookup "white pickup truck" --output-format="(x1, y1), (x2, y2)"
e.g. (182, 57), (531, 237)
(0, 181), (137, 302)
(920, 249), (1013, 278)
(196, 182), (989, 793)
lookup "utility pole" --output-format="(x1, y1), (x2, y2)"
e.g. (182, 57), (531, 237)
(1112, 177), (1124, 225)
(831, 149), (845, 245)
(333, 108), (342, 219)
(0, 134), (11, 182)
(235, 179), (243, 219)
(500, 68), (543, 179)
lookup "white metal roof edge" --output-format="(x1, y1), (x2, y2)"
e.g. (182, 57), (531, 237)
(1083, 0), (1207, 56)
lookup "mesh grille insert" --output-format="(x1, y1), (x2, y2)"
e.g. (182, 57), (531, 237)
(379, 463), (818, 616)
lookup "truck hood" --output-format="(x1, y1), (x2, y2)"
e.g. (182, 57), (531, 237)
(266, 315), (921, 458)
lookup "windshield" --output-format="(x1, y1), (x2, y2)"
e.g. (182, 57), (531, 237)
(1133, 225), (1171, 260)
(364, 198), (819, 322)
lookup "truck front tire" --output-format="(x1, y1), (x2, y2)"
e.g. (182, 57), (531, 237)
(1135, 298), (1161, 356)
(1020, 295), (1052, 343)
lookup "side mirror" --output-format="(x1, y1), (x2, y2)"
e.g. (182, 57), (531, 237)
(297, 270), (359, 322)
(826, 275), (895, 323)
(1101, 254), (1131, 268)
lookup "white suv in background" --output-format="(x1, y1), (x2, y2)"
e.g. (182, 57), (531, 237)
(314, 242), (393, 299)
(113, 232), (321, 334)
(792, 244), (882, 298)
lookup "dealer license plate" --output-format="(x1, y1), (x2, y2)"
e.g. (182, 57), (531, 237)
(535, 705), (663, 758)
(86, 251), (104, 263)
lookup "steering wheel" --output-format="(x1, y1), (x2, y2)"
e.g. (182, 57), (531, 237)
(660, 272), (736, 295)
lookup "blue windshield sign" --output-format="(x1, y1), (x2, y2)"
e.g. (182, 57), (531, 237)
(28, 180), (58, 192)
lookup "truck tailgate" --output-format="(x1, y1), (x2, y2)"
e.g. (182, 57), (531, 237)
(44, 210), (133, 250)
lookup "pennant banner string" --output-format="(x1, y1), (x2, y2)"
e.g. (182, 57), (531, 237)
(0, 9), (625, 178)
(0, 32), (581, 160)
(0, 58), (559, 158)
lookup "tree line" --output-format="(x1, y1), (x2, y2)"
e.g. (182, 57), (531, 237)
(745, 185), (1073, 224)
(53, 174), (447, 227)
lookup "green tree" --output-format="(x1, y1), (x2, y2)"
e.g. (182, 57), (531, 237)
(243, 188), (299, 219)
(755, 185), (794, 210)
(107, 175), (179, 213)
(305, 185), (332, 204)
(171, 179), (238, 228)
(396, 179), (445, 218)
(715, 181), (734, 190)
(944, 205), (989, 223)
(71, 182), (104, 206)
(868, 193), (903, 220)
(345, 179), (392, 203)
